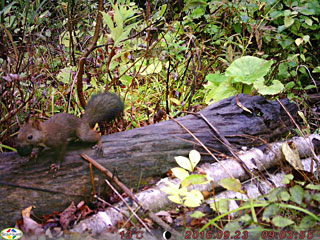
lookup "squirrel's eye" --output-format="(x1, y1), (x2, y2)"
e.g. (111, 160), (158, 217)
(27, 135), (33, 140)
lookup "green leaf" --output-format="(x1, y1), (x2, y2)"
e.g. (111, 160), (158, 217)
(168, 195), (183, 204)
(181, 174), (208, 187)
(268, 187), (286, 201)
(290, 185), (304, 204)
(210, 199), (229, 214)
(270, 11), (283, 19)
(240, 14), (250, 23)
(183, 190), (204, 207)
(140, 62), (162, 75)
(272, 216), (294, 227)
(120, 74), (133, 87)
(190, 210), (205, 219)
(101, 12), (115, 31)
(170, 97), (181, 106)
(226, 56), (273, 85)
(280, 191), (290, 201)
(285, 81), (295, 90)
(303, 35), (310, 43)
(238, 214), (252, 224)
(189, 150), (201, 169)
(159, 4), (167, 17)
(298, 111), (310, 132)
(304, 85), (316, 90)
(171, 167), (189, 180)
(312, 66), (320, 73)
(218, 178), (243, 193)
(253, 79), (284, 95)
(284, 16), (294, 27)
(114, 5), (124, 30)
(305, 18), (313, 26)
(223, 221), (241, 232)
(183, 0), (206, 11)
(175, 156), (192, 171)
(161, 181), (179, 195)
(295, 38), (304, 46)
(278, 63), (291, 79)
(205, 73), (228, 85)
(57, 67), (76, 83)
(281, 174), (294, 184)
(262, 204), (279, 222)
(205, 80), (238, 104)
(299, 216), (316, 229)
(312, 193), (320, 203)
(301, 8), (315, 15)
(178, 187), (188, 196)
(306, 184), (320, 190)
(283, 10), (291, 17)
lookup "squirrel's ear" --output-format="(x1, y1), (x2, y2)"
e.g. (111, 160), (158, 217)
(30, 120), (43, 130)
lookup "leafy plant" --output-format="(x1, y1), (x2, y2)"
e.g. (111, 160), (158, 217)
(204, 56), (284, 103)
(101, 1), (140, 45)
(201, 177), (320, 233)
(162, 150), (210, 207)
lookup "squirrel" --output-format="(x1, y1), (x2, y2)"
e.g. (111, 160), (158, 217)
(16, 92), (124, 167)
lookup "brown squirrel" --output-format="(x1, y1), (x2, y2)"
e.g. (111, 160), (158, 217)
(17, 92), (124, 166)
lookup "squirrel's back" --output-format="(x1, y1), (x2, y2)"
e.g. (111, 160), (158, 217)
(83, 92), (124, 128)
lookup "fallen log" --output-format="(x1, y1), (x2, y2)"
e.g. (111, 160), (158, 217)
(0, 94), (297, 226)
(73, 134), (320, 234)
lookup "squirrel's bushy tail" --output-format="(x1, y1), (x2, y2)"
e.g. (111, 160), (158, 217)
(83, 92), (124, 128)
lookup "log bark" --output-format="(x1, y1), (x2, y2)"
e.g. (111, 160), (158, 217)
(0, 94), (297, 226)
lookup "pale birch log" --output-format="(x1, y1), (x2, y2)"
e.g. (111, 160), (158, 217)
(72, 134), (320, 234)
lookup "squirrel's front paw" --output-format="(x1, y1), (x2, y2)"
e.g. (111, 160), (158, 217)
(94, 145), (104, 157)
(30, 151), (40, 162)
(49, 163), (60, 176)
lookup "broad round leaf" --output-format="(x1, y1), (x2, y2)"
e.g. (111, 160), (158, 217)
(168, 195), (183, 204)
(183, 190), (204, 207)
(205, 73), (228, 85)
(189, 150), (201, 169)
(181, 174), (208, 188)
(210, 199), (229, 214)
(295, 38), (304, 46)
(299, 216), (316, 229)
(272, 216), (294, 227)
(289, 185), (304, 205)
(218, 178), (243, 193)
(226, 56), (273, 84)
(253, 79), (284, 95)
(171, 167), (189, 180)
(206, 80), (238, 103)
(190, 210), (205, 219)
(183, 198), (202, 208)
(175, 156), (192, 171)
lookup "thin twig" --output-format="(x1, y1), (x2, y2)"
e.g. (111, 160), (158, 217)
(168, 116), (235, 178)
(104, 179), (146, 230)
(89, 163), (96, 196)
(95, 195), (136, 226)
(81, 154), (181, 237)
(199, 113), (257, 179)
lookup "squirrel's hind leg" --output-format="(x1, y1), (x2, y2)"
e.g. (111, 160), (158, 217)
(77, 124), (103, 157)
